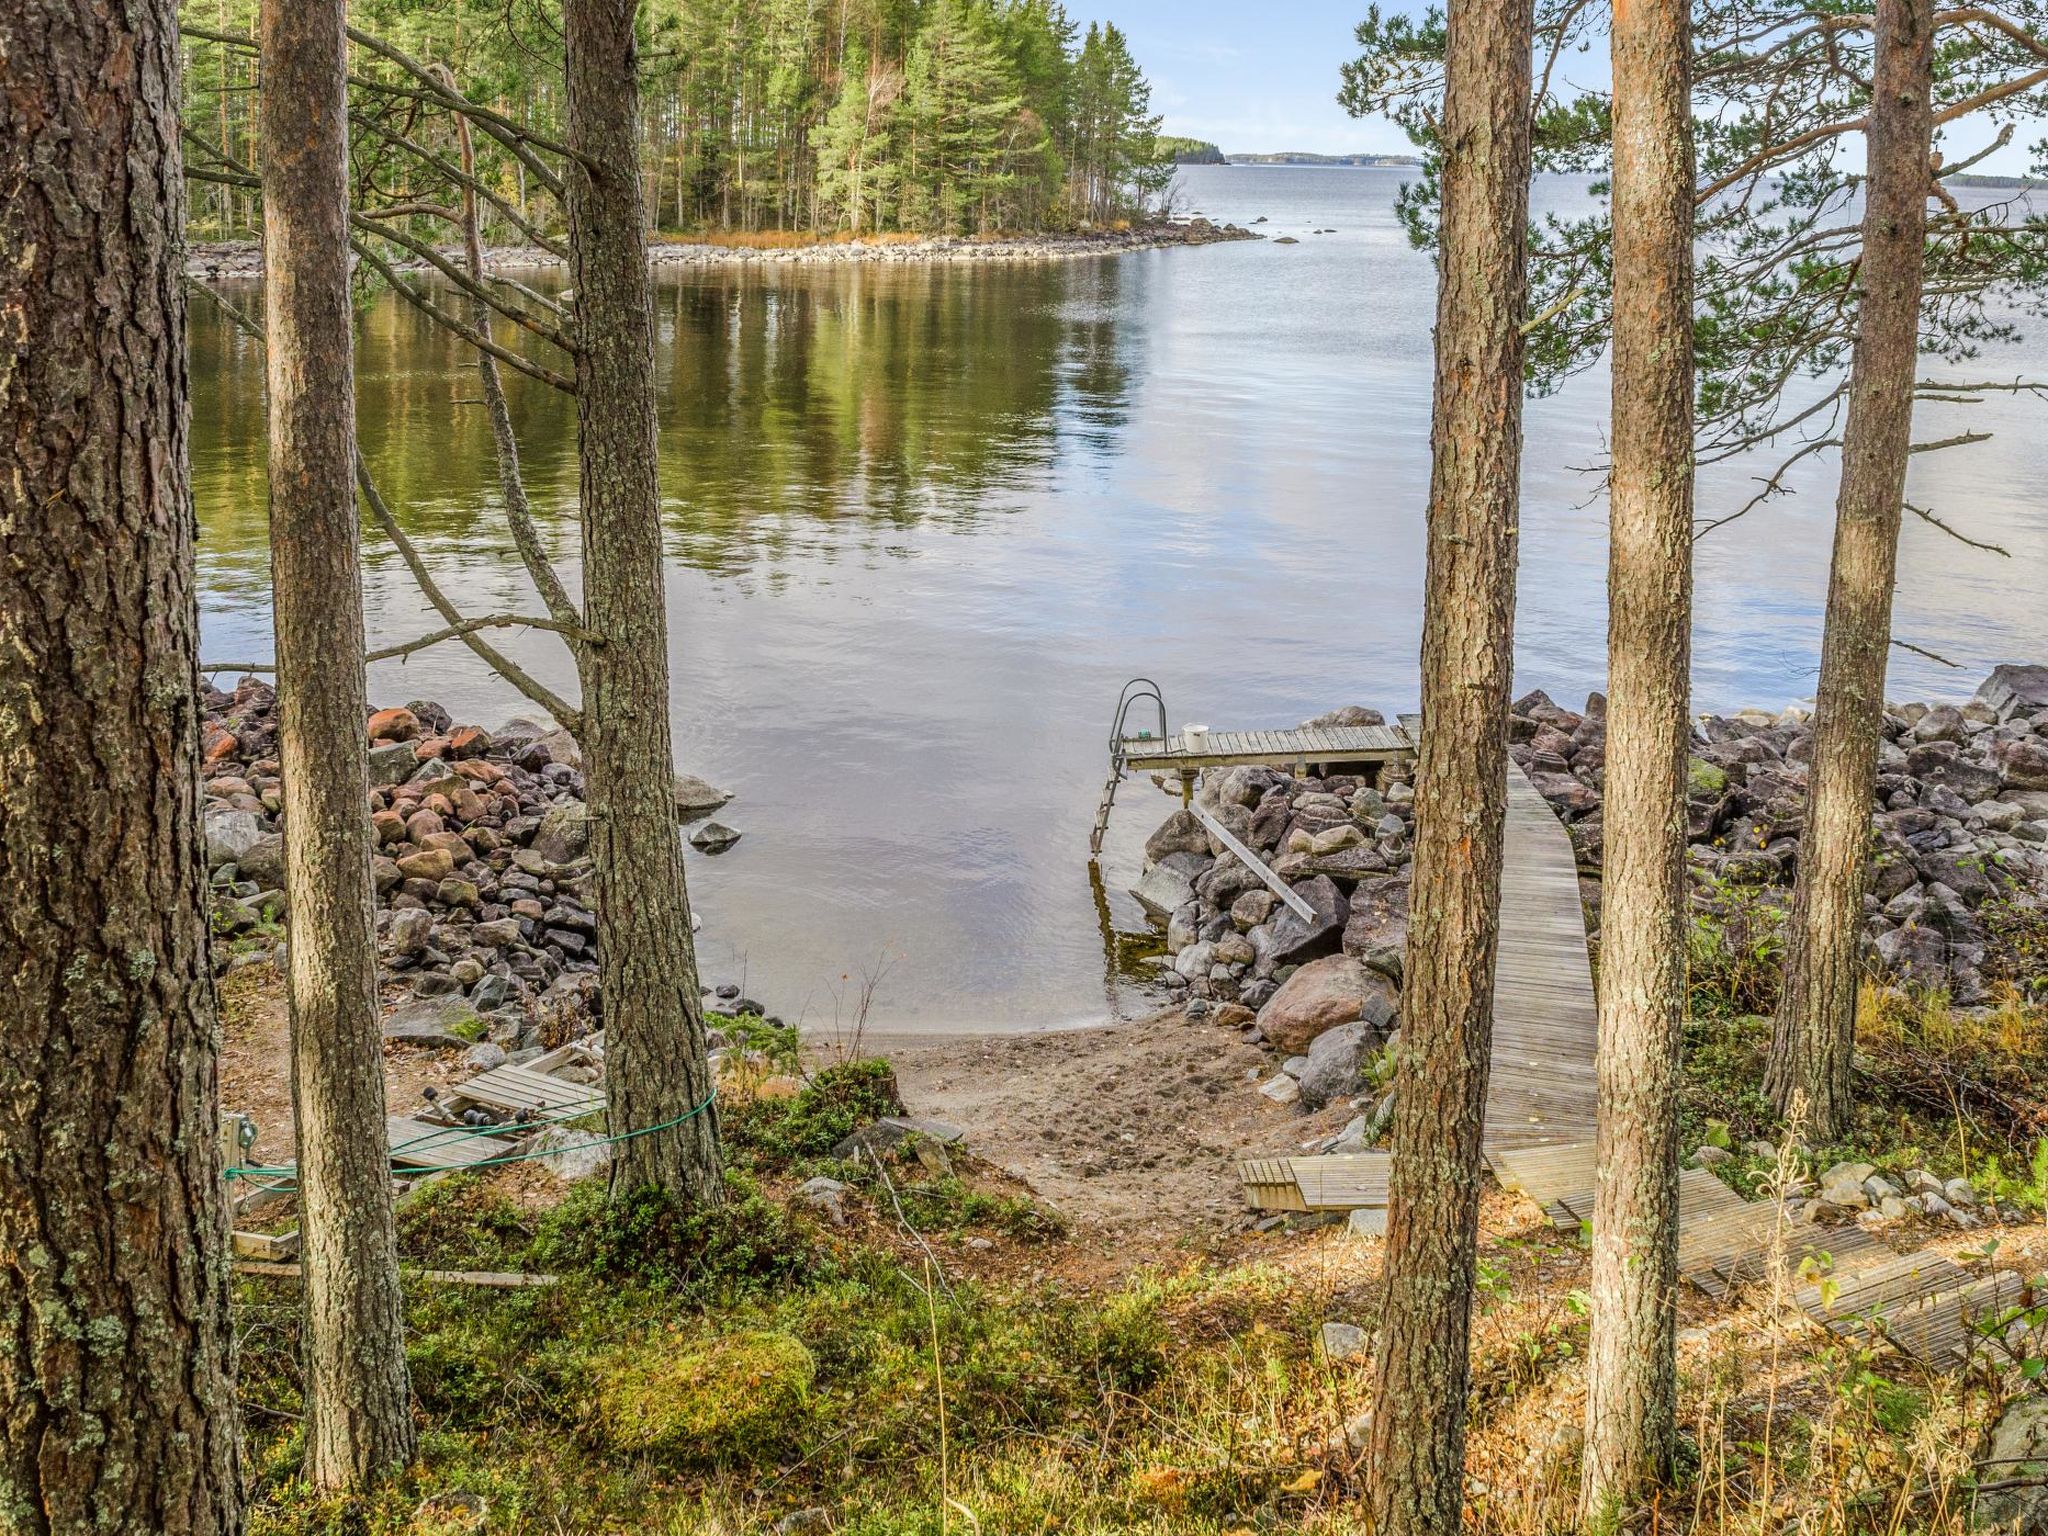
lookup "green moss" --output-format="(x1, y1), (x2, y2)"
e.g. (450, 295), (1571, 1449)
(589, 1328), (816, 1464)
(1688, 756), (1730, 798)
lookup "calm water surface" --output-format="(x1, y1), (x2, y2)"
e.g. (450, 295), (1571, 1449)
(191, 165), (2048, 1032)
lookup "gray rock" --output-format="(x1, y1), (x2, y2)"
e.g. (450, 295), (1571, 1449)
(1974, 1395), (2048, 1534)
(203, 808), (266, 870)
(673, 772), (732, 819)
(1693, 1145), (1735, 1167)
(688, 820), (742, 852)
(1132, 851), (1210, 921)
(236, 833), (286, 890)
(1296, 1021), (1374, 1110)
(1346, 1206), (1388, 1238)
(382, 996), (482, 1049)
(531, 1127), (609, 1181)
(1262, 875), (1347, 966)
(470, 973), (514, 1011)
(1944, 1176), (1979, 1208)
(366, 741), (418, 787)
(797, 1176), (850, 1224)
(1145, 807), (1211, 862)
(1977, 663), (2048, 721)
(461, 1042), (507, 1073)
(1257, 1073), (1301, 1106)
(532, 801), (591, 865)
(387, 907), (435, 958)
(1320, 1321), (1369, 1361)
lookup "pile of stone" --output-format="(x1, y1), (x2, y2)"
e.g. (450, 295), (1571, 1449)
(198, 675), (736, 1058)
(1138, 664), (2048, 1116)
(1132, 706), (1413, 1110)
(1740, 1152), (1990, 1231)
(1515, 661), (2048, 1006)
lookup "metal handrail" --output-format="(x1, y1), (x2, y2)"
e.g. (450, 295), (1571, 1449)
(1108, 677), (1167, 761)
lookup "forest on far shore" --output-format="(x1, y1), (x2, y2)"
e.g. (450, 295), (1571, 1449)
(182, 0), (1178, 241)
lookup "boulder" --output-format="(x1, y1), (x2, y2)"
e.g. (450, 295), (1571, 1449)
(1977, 663), (2048, 721)
(1256, 954), (1398, 1055)
(1341, 874), (1411, 981)
(531, 727), (582, 770)
(236, 834), (286, 890)
(1132, 851), (1211, 921)
(533, 801), (592, 865)
(1974, 1395), (2048, 1535)
(1995, 735), (2048, 791)
(1257, 875), (1348, 969)
(1296, 1020), (1376, 1110)
(382, 996), (482, 1049)
(531, 1127), (610, 1182)
(689, 820), (742, 852)
(1301, 706), (1387, 729)
(1145, 808), (1211, 862)
(366, 706), (421, 743)
(387, 907), (434, 958)
(674, 773), (732, 819)
(394, 848), (455, 884)
(203, 807), (266, 870)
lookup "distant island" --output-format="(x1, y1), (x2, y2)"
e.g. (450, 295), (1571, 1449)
(1226, 152), (1421, 167)
(1943, 172), (2041, 189)
(1158, 136), (1227, 165)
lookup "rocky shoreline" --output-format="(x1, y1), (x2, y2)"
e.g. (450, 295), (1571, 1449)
(185, 219), (1260, 281)
(200, 675), (765, 1067)
(1136, 665), (2048, 1188)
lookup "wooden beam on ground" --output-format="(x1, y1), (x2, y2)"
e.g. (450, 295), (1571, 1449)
(234, 1261), (559, 1288)
(1188, 802), (1315, 921)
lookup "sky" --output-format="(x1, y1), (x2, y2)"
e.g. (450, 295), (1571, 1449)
(1098, 0), (2039, 174)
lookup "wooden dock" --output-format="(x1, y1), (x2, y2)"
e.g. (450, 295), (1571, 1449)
(1119, 723), (1414, 775)
(1224, 747), (2015, 1374)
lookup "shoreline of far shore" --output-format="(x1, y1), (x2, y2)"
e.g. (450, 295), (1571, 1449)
(184, 219), (1262, 281)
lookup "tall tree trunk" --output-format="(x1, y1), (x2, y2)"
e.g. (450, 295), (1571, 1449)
(0, 1), (245, 1529)
(563, 0), (726, 1204)
(1364, 0), (1533, 1528)
(1580, 0), (1696, 1514)
(1766, 0), (1934, 1141)
(259, 0), (417, 1489)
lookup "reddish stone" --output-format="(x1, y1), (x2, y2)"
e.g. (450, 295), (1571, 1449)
(423, 793), (454, 819)
(404, 809), (445, 843)
(448, 725), (491, 760)
(203, 726), (238, 764)
(366, 706), (421, 743)
(450, 787), (487, 824)
(370, 810), (407, 845)
(413, 736), (449, 761)
(454, 760), (505, 786)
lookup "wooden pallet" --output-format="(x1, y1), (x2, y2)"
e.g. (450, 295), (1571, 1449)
(435, 1061), (604, 1121)
(386, 1115), (519, 1172)
(1239, 1153), (1390, 1213)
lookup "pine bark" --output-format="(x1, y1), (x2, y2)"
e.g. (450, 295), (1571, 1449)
(259, 0), (417, 1488)
(563, 0), (726, 1204)
(0, 1), (244, 1529)
(1767, 0), (1934, 1141)
(1363, 0), (1533, 1527)
(1580, 0), (1696, 1514)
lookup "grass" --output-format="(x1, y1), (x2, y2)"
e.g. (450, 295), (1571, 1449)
(234, 917), (2048, 1535)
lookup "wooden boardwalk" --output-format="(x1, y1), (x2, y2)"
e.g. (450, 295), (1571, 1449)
(1234, 754), (2015, 1373)
(1481, 765), (1601, 1154)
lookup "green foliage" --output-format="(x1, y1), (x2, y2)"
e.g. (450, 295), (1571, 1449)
(893, 1173), (1069, 1240)
(180, 0), (1171, 241)
(723, 1057), (905, 1172)
(531, 1176), (826, 1297)
(1687, 867), (1788, 1015)
(1338, 0), (2048, 486)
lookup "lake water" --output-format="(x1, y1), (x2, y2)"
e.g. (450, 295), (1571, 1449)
(191, 164), (2048, 1033)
